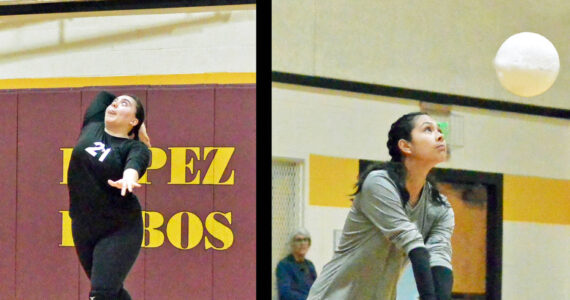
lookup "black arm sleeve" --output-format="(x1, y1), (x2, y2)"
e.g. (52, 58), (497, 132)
(432, 266), (453, 300)
(125, 142), (151, 177)
(409, 247), (436, 300)
(82, 91), (116, 127)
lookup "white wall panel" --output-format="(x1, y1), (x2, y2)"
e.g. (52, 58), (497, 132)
(0, 7), (255, 79)
(273, 85), (570, 180)
(272, 0), (570, 110)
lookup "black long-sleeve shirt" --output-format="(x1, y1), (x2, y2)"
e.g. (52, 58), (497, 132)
(67, 91), (150, 223)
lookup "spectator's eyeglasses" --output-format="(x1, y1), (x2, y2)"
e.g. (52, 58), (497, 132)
(293, 237), (310, 244)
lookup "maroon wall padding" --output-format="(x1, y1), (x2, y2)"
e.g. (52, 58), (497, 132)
(16, 90), (82, 299)
(145, 86), (215, 299)
(213, 85), (256, 299)
(0, 93), (17, 300)
(2, 84), (255, 299)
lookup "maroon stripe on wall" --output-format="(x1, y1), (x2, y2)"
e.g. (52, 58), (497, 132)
(16, 90), (81, 299)
(213, 85), (256, 299)
(144, 86), (215, 299)
(5, 84), (256, 299)
(0, 92), (17, 300)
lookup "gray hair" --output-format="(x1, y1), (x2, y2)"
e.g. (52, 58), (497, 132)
(288, 227), (311, 249)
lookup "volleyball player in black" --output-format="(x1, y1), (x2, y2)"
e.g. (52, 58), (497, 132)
(67, 91), (151, 300)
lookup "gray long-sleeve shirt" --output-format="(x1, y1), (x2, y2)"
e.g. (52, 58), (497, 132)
(307, 170), (454, 300)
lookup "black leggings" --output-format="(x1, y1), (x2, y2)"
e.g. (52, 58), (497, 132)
(72, 214), (143, 300)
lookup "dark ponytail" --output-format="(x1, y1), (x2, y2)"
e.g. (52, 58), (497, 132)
(127, 95), (145, 141)
(353, 112), (446, 207)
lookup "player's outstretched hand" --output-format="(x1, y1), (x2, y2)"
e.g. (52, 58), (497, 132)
(107, 168), (141, 196)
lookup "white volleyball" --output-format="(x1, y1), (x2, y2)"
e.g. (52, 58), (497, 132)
(493, 32), (560, 97)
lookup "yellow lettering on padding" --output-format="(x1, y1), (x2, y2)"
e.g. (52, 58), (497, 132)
(166, 212), (203, 250)
(168, 147), (201, 184)
(59, 211), (74, 246)
(142, 211), (165, 248)
(138, 147), (167, 184)
(202, 147), (235, 185)
(60, 148), (73, 184)
(204, 212), (234, 250)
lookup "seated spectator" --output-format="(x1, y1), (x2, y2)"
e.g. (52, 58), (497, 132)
(276, 228), (317, 300)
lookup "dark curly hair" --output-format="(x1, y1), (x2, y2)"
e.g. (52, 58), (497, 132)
(126, 95), (145, 141)
(353, 112), (446, 207)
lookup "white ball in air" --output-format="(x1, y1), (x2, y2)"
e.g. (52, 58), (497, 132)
(493, 32), (560, 97)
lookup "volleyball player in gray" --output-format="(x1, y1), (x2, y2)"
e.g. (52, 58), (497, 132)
(307, 112), (454, 300)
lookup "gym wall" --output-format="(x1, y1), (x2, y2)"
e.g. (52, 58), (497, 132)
(272, 0), (569, 110)
(272, 84), (569, 300)
(272, 1), (568, 298)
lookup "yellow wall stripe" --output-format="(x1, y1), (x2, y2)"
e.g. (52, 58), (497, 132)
(0, 73), (255, 89)
(504, 175), (570, 225)
(309, 154), (358, 208)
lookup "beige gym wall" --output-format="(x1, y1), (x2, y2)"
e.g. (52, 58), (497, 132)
(272, 0), (569, 110)
(272, 1), (569, 298)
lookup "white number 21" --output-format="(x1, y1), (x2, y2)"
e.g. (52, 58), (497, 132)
(85, 142), (111, 162)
